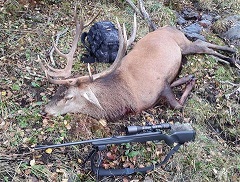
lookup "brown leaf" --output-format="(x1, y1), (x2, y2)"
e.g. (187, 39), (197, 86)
(123, 177), (130, 182)
(106, 151), (116, 160)
(102, 163), (110, 169)
(24, 169), (31, 175)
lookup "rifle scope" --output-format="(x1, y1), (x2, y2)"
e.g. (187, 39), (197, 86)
(126, 123), (171, 135)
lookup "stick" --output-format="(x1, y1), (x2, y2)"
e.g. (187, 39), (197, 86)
(126, 0), (157, 31)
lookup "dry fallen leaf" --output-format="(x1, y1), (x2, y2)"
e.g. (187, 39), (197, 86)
(42, 118), (48, 127)
(1, 91), (6, 96)
(24, 169), (31, 175)
(30, 159), (35, 166)
(99, 119), (107, 126)
(65, 124), (71, 130)
(106, 151), (116, 160)
(77, 158), (82, 164)
(45, 148), (53, 154)
(56, 168), (65, 173)
(0, 119), (6, 127)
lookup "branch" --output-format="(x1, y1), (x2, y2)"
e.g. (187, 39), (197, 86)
(126, 0), (157, 31)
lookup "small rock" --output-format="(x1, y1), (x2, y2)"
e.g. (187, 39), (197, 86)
(213, 15), (240, 46)
(185, 32), (206, 41)
(201, 14), (214, 21)
(144, 176), (154, 182)
(181, 8), (199, 20)
(183, 23), (206, 41)
(183, 23), (202, 34)
(223, 24), (240, 40)
(199, 19), (212, 28)
(177, 15), (187, 25)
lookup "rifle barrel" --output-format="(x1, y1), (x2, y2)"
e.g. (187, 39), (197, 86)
(34, 137), (110, 150)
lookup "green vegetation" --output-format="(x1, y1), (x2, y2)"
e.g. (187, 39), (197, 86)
(0, 0), (239, 181)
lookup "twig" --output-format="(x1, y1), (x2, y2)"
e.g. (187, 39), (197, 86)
(26, 66), (45, 78)
(138, 0), (157, 31)
(126, 0), (157, 31)
(211, 56), (230, 65)
(228, 87), (240, 97)
(126, 0), (140, 15)
(220, 81), (239, 87)
(49, 28), (69, 66)
(0, 28), (40, 34)
(0, 152), (32, 159)
(11, 161), (23, 182)
(220, 80), (240, 99)
(235, 62), (240, 70)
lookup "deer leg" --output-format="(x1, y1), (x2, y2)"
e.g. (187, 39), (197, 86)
(179, 78), (195, 105)
(194, 39), (236, 53)
(162, 79), (195, 109)
(171, 75), (195, 87)
(183, 39), (239, 67)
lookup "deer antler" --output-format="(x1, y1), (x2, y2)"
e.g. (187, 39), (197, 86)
(36, 6), (99, 84)
(41, 13), (137, 85)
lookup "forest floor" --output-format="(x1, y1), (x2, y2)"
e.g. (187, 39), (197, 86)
(0, 0), (239, 181)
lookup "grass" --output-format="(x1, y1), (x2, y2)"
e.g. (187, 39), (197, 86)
(197, 0), (240, 14)
(0, 0), (239, 181)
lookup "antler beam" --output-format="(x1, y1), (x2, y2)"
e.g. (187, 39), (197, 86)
(37, 6), (99, 84)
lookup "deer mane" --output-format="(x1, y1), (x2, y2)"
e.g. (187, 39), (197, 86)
(91, 73), (137, 120)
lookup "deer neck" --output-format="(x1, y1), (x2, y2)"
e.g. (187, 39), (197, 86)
(89, 73), (137, 120)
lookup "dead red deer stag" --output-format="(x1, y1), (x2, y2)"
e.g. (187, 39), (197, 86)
(37, 6), (238, 120)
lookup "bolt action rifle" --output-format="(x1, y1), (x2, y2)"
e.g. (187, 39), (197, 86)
(35, 123), (195, 178)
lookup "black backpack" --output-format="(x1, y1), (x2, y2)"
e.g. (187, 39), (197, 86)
(81, 21), (119, 63)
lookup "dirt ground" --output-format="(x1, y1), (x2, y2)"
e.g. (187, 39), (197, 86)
(0, 0), (239, 182)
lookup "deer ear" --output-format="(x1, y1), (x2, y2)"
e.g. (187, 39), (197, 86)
(83, 87), (103, 110)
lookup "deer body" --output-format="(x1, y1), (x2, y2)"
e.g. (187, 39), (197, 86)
(119, 26), (185, 109)
(39, 12), (238, 120)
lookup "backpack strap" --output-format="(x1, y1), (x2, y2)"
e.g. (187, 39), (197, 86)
(81, 32), (91, 53)
(81, 32), (97, 63)
(81, 55), (97, 63)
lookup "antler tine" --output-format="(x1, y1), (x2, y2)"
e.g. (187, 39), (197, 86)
(67, 5), (84, 58)
(47, 7), (80, 63)
(88, 63), (93, 81)
(51, 15), (134, 85)
(127, 13), (137, 47)
(113, 17), (128, 66)
(83, 11), (100, 28)
(38, 7), (84, 80)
